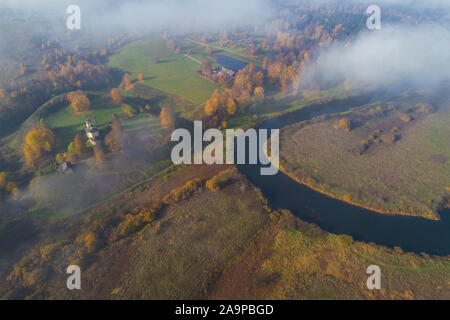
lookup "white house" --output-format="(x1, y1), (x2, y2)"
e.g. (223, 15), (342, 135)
(85, 119), (100, 145)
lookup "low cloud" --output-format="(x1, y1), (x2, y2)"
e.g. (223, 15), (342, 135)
(1, 0), (273, 34)
(307, 24), (450, 90)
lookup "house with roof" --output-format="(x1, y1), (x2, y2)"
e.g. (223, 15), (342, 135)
(58, 161), (74, 174)
(214, 66), (235, 79)
(85, 119), (101, 145)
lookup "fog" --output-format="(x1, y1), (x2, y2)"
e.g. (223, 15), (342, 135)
(1, 0), (273, 34)
(305, 24), (450, 90)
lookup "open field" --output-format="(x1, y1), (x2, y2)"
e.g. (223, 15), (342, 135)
(1, 165), (448, 300)
(2, 90), (163, 155)
(108, 37), (219, 104)
(210, 212), (450, 299)
(279, 90), (450, 219)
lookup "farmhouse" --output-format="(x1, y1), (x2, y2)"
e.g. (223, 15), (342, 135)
(214, 66), (235, 79)
(58, 161), (73, 174)
(85, 119), (100, 145)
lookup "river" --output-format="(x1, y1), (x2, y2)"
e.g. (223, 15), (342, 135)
(237, 94), (450, 255)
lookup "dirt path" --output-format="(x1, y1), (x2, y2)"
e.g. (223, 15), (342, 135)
(186, 38), (252, 60)
(183, 54), (202, 64)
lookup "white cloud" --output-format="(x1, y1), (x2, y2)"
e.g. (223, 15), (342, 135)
(312, 24), (450, 88)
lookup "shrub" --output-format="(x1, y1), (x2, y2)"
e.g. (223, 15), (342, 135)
(205, 168), (238, 192)
(416, 103), (436, 113)
(163, 178), (202, 204)
(337, 234), (354, 246)
(380, 133), (397, 144)
(40, 243), (59, 262)
(400, 114), (413, 122)
(119, 207), (158, 236)
(338, 118), (351, 132)
(122, 104), (138, 117)
(84, 232), (100, 253)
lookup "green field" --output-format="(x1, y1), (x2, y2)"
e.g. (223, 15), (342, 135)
(108, 37), (219, 104)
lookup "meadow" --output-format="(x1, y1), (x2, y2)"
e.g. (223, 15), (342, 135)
(279, 90), (450, 220)
(108, 37), (220, 104)
(211, 212), (450, 299)
(2, 165), (448, 300)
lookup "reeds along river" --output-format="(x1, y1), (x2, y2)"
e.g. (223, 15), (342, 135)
(237, 94), (450, 256)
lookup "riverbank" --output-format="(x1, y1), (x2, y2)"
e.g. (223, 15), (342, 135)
(278, 166), (441, 221)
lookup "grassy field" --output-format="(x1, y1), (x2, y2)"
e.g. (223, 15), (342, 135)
(210, 212), (450, 299)
(2, 165), (448, 300)
(279, 90), (450, 219)
(108, 37), (219, 104)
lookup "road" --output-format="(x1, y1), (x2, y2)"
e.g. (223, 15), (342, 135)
(186, 38), (255, 61)
(183, 54), (202, 64)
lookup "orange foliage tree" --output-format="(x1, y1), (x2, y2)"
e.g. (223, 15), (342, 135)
(160, 107), (175, 130)
(67, 92), (91, 114)
(121, 73), (133, 90)
(110, 88), (123, 104)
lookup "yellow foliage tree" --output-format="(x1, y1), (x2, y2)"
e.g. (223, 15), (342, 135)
(160, 107), (175, 130)
(23, 125), (55, 167)
(338, 118), (352, 132)
(73, 134), (88, 156)
(226, 97), (237, 115)
(253, 87), (265, 104)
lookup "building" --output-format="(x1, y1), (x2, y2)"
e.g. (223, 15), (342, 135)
(58, 161), (73, 174)
(85, 119), (100, 145)
(214, 66), (235, 79)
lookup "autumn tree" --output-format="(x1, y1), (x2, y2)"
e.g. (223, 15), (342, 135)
(167, 39), (175, 51)
(110, 88), (123, 104)
(122, 104), (138, 117)
(121, 73), (133, 90)
(73, 134), (88, 156)
(253, 87), (265, 104)
(67, 92), (91, 114)
(255, 71), (264, 87)
(0, 172), (18, 196)
(105, 119), (124, 153)
(160, 107), (175, 130)
(138, 73), (144, 82)
(19, 63), (26, 75)
(226, 97), (237, 115)
(201, 60), (212, 76)
(338, 118), (352, 132)
(94, 145), (105, 165)
(23, 124), (55, 167)
(204, 89), (238, 123)
(0, 172), (8, 188)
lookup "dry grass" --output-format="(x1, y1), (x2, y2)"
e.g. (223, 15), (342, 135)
(279, 92), (450, 219)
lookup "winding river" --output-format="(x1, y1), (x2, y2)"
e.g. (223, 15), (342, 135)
(238, 94), (450, 256)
